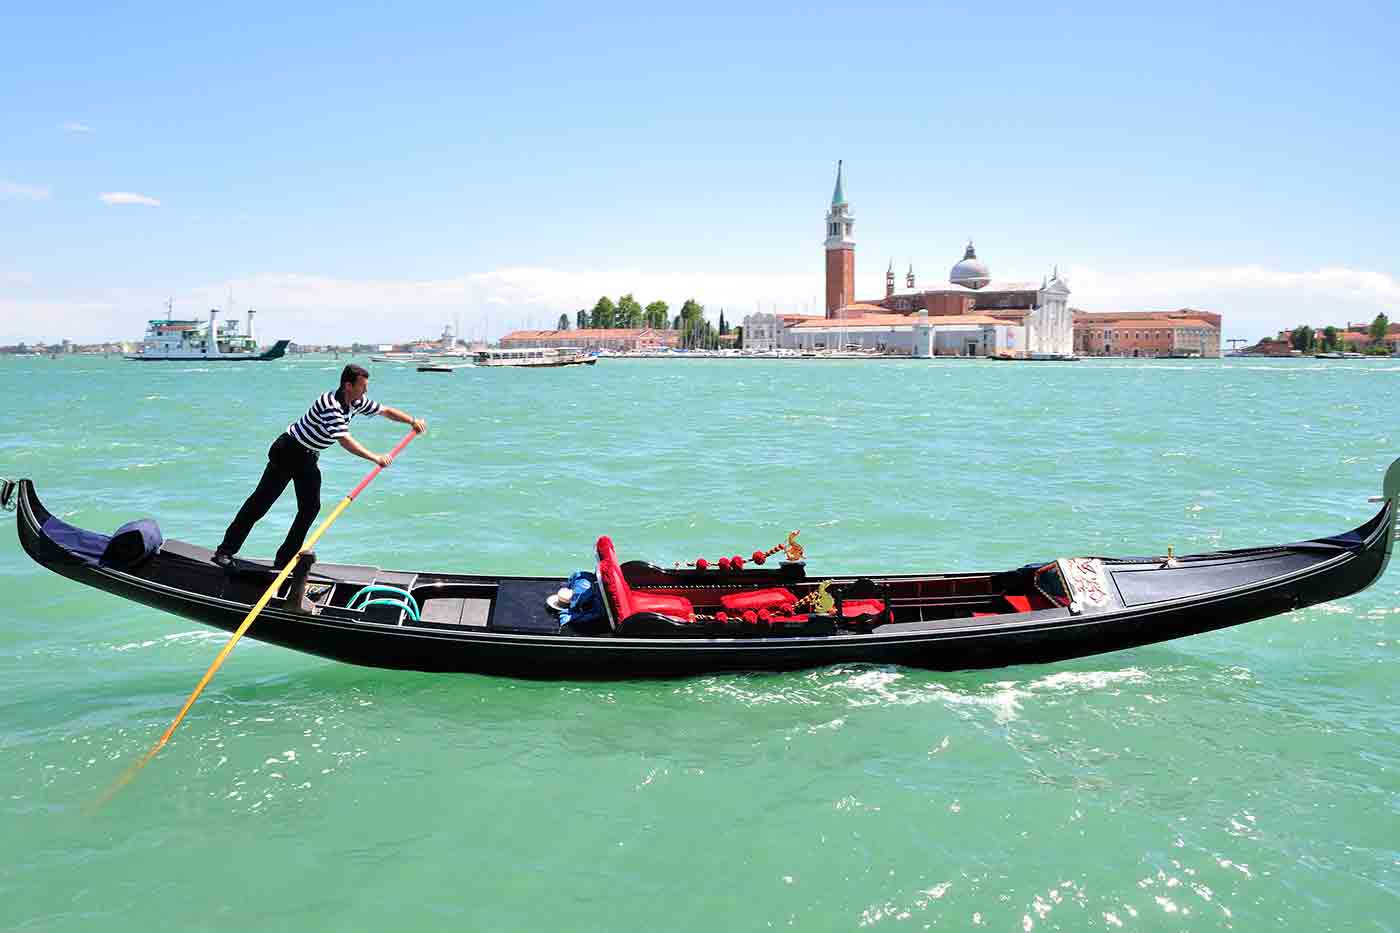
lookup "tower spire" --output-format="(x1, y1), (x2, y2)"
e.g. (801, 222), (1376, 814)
(831, 160), (846, 206)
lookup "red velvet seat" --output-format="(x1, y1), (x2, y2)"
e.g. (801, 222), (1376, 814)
(973, 594), (1034, 617)
(839, 598), (886, 618)
(720, 587), (797, 613)
(596, 536), (693, 630)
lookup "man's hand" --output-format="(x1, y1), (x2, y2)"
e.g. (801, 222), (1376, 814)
(411, 417), (427, 434)
(375, 454), (392, 467)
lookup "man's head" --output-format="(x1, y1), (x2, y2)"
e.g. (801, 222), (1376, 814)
(340, 364), (370, 404)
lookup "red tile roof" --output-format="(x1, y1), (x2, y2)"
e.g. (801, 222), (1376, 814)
(502, 328), (658, 340)
(790, 312), (1013, 329)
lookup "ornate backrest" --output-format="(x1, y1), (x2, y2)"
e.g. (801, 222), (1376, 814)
(595, 536), (632, 631)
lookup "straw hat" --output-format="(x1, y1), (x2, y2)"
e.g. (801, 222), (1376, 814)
(546, 587), (574, 612)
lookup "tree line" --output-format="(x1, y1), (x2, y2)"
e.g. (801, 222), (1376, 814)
(1289, 313), (1391, 353)
(554, 295), (739, 349)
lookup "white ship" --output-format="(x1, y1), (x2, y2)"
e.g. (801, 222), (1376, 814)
(473, 346), (597, 368)
(126, 302), (289, 362)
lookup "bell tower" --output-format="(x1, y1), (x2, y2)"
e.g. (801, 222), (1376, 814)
(824, 161), (855, 318)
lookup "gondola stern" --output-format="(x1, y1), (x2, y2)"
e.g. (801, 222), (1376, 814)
(1376, 456), (1400, 580)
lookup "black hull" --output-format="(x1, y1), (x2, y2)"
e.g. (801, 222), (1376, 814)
(12, 467), (1399, 679)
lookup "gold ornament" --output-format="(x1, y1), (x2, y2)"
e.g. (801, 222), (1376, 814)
(784, 530), (805, 561)
(791, 580), (836, 615)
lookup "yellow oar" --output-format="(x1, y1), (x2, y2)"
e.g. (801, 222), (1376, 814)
(94, 429), (420, 807)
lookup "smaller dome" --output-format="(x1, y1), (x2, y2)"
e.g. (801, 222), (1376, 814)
(950, 241), (990, 290)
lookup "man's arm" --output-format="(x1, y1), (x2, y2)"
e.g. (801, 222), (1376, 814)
(338, 434), (392, 467)
(380, 406), (427, 434)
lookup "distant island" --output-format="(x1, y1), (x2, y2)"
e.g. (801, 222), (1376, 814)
(1238, 314), (1395, 357)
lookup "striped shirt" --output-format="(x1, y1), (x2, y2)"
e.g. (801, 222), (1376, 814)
(288, 389), (382, 451)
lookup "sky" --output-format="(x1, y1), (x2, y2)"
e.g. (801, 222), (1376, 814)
(2, 0), (1397, 345)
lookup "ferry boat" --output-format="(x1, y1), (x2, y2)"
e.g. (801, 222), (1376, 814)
(473, 346), (597, 368)
(126, 303), (289, 362)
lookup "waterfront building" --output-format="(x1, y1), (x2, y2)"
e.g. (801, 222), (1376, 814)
(739, 312), (820, 351)
(500, 327), (680, 352)
(1074, 310), (1222, 358)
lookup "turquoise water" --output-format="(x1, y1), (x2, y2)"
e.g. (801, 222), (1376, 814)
(2, 355), (1397, 931)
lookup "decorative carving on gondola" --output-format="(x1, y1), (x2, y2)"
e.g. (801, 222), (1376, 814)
(1060, 557), (1111, 608)
(789, 580), (835, 615)
(681, 531), (804, 571)
(0, 478), (16, 513)
(783, 530), (804, 561)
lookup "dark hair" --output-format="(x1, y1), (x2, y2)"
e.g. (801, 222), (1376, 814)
(340, 364), (369, 387)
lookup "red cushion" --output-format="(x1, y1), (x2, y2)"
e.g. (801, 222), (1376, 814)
(720, 587), (797, 612)
(631, 591), (694, 618)
(840, 598), (886, 618)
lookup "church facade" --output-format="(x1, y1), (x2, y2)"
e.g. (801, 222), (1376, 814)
(751, 163), (1077, 357)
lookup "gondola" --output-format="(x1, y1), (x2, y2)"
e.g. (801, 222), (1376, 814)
(7, 461), (1398, 679)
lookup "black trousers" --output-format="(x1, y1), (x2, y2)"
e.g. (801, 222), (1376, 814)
(218, 433), (322, 568)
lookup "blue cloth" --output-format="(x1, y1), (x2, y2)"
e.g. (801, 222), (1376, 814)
(557, 570), (603, 629)
(41, 516), (111, 566)
(101, 518), (164, 569)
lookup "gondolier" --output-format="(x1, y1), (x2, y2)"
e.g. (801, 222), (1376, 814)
(213, 364), (426, 570)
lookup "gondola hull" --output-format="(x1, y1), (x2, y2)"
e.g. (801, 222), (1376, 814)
(10, 463), (1399, 679)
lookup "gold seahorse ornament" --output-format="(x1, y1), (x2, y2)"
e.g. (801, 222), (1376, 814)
(811, 580), (836, 615)
(784, 530), (805, 561)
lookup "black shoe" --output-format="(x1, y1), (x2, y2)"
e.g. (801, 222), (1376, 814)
(213, 551), (234, 569)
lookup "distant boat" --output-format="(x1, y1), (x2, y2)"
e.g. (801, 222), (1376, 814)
(416, 363), (476, 373)
(126, 302), (288, 362)
(371, 353), (433, 364)
(992, 352), (1080, 362)
(474, 347), (597, 368)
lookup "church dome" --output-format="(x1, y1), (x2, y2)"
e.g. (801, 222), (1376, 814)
(950, 241), (990, 290)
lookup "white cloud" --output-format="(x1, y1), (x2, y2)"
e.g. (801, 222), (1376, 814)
(186, 267), (823, 320)
(99, 191), (160, 207)
(1066, 264), (1400, 308)
(61, 121), (94, 133)
(1, 180), (51, 201)
(0, 267), (35, 287)
(0, 299), (126, 343)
